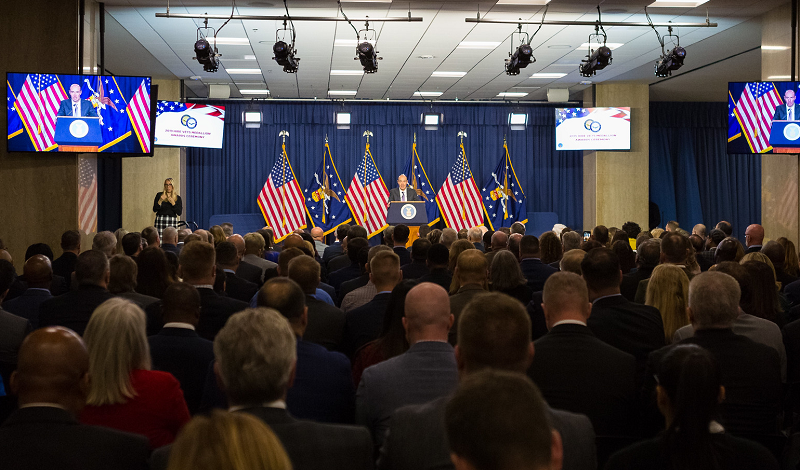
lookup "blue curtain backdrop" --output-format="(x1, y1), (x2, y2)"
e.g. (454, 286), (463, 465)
(185, 101), (584, 232)
(649, 102), (761, 241)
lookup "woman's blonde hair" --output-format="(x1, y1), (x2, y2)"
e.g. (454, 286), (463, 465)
(164, 177), (176, 194)
(448, 239), (477, 294)
(114, 228), (128, 255)
(740, 251), (780, 290)
(84, 298), (151, 405)
(209, 225), (226, 246)
(167, 411), (292, 470)
(645, 264), (690, 344)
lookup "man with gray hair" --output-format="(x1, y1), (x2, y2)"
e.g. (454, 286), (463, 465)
(644, 271), (782, 435)
(189, 308), (372, 470)
(468, 227), (484, 252)
(440, 228), (458, 250)
(510, 221), (526, 235)
(91, 231), (116, 258)
(160, 227), (180, 257)
(561, 231), (582, 252)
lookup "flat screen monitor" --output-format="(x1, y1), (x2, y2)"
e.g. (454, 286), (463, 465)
(728, 81), (800, 154)
(155, 101), (225, 149)
(7, 72), (154, 154)
(555, 107), (631, 151)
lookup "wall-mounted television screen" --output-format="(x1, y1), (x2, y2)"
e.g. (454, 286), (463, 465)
(555, 107), (631, 151)
(728, 81), (800, 154)
(7, 72), (154, 154)
(155, 101), (225, 149)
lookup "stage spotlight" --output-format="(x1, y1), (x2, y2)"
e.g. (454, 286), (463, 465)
(273, 40), (299, 73)
(336, 112), (351, 130)
(421, 113), (443, 131)
(579, 46), (612, 77)
(654, 46), (686, 77)
(356, 41), (380, 73)
(509, 112), (528, 131)
(194, 37), (219, 73)
(505, 43), (535, 76)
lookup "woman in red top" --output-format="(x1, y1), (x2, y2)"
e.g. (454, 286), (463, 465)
(80, 298), (190, 448)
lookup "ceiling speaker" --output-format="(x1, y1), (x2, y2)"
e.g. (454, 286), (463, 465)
(208, 84), (231, 99)
(547, 88), (570, 102)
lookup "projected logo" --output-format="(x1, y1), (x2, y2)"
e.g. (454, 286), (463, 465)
(584, 119), (602, 133)
(181, 115), (198, 129)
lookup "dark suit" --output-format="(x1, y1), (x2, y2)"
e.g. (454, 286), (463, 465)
(236, 260), (264, 287)
(115, 291), (159, 311)
(342, 292), (392, 358)
(0, 308), (32, 387)
(400, 260), (428, 280)
(520, 258), (559, 292)
(356, 341), (459, 447)
(195, 287), (249, 341)
(304, 295), (346, 351)
(148, 327), (215, 415)
(775, 268), (798, 293)
(288, 338), (355, 424)
(57, 98), (98, 117)
(38, 285), (114, 336)
(161, 243), (181, 258)
(0, 407), (150, 470)
(379, 397), (596, 470)
(51, 251), (78, 288)
(222, 269), (259, 303)
(526, 291), (549, 341)
(388, 187), (419, 202)
(586, 294), (665, 382)
(529, 323), (637, 436)
(644, 328), (782, 435)
(2, 288), (52, 328)
(6, 274), (69, 301)
(329, 263), (363, 295)
(393, 247), (412, 267)
(327, 254), (352, 275)
(745, 244), (762, 254)
(322, 242), (344, 267)
(472, 242), (485, 252)
(773, 103), (799, 121)
(448, 284), (487, 345)
(418, 268), (452, 293)
(620, 266), (654, 302)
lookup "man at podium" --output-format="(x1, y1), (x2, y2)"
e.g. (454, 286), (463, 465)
(57, 84), (98, 118)
(773, 89), (798, 122)
(389, 174), (419, 202)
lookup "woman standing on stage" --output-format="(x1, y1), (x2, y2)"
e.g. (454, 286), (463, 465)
(153, 178), (182, 238)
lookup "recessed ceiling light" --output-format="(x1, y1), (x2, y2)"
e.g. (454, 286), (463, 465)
(330, 70), (365, 76)
(335, 39), (360, 47)
(225, 68), (262, 74)
(580, 80), (593, 85)
(431, 71), (467, 78)
(648, 0), (709, 6)
(244, 55), (257, 60)
(768, 75), (792, 80)
(530, 72), (567, 78)
(209, 37), (251, 45)
(579, 43), (624, 50)
(189, 75), (202, 80)
(239, 89), (270, 94)
(548, 45), (572, 49)
(495, 0), (550, 4)
(497, 92), (529, 97)
(414, 91), (443, 97)
(328, 90), (358, 96)
(341, 0), (391, 2)
(418, 55), (436, 59)
(762, 46), (789, 50)
(458, 41), (501, 50)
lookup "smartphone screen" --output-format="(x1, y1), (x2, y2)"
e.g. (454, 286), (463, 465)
(583, 231), (590, 242)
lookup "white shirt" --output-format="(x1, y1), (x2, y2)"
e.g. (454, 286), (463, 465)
(552, 319), (587, 327)
(400, 189), (407, 201)
(229, 400), (286, 412)
(163, 322), (195, 330)
(72, 100), (81, 117)
(789, 105), (795, 121)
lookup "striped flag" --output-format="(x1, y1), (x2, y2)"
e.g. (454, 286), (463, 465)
(481, 141), (528, 231)
(7, 80), (23, 139)
(402, 138), (440, 225)
(128, 78), (152, 153)
(345, 142), (390, 238)
(436, 142), (484, 231)
(733, 82), (782, 153)
(257, 141), (306, 242)
(304, 141), (353, 234)
(78, 156), (98, 234)
(15, 74), (67, 151)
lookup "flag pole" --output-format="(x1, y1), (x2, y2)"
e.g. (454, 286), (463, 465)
(362, 130), (373, 225)
(322, 134), (329, 223)
(504, 135), (509, 220)
(457, 131), (468, 222)
(279, 130), (289, 228)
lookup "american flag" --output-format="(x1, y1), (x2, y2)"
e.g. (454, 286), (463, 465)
(345, 144), (390, 237)
(78, 156), (97, 234)
(257, 144), (306, 242)
(436, 143), (484, 231)
(186, 103), (225, 120)
(128, 78), (151, 153)
(15, 74), (67, 151)
(734, 82), (782, 153)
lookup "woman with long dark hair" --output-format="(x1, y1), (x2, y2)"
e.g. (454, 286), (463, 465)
(605, 344), (778, 470)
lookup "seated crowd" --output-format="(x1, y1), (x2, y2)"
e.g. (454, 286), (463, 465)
(1, 218), (798, 469)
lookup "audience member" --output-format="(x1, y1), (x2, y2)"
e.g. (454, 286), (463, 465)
(716, 220), (733, 237)
(468, 227), (484, 252)
(490, 250), (533, 305)
(440, 228), (458, 250)
(39, 250), (114, 336)
(448, 250), (488, 345)
(777, 236), (800, 277)
(740, 259), (784, 326)
(340, 246), (389, 312)
(0, 260), (32, 385)
(226, 234), (263, 286)
(480, 229), (492, 252)
(80, 298), (191, 448)
(343, 251), (401, 358)
(286, 255), (346, 351)
(160, 227), (180, 257)
(122, 232), (143, 257)
(108, 254), (159, 311)
(310, 226), (328, 255)
(402, 237), (430, 280)
(52, 229), (81, 287)
(519, 235), (558, 292)
(148, 282), (213, 415)
(209, 226), (226, 246)
(510, 222), (526, 235)
(142, 226), (160, 248)
(328, 236), (369, 294)
(591, 225), (610, 246)
(530, 272), (636, 436)
(392, 225), (412, 265)
(761, 240), (798, 291)
(715, 237), (740, 264)
(380, 292), (595, 470)
(484, 231), (508, 266)
(634, 232), (692, 303)
(539, 231), (562, 266)
(357, 282), (458, 447)
(0, 327), (150, 470)
(114, 228), (129, 254)
(418, 225), (432, 240)
(417, 243), (452, 291)
(215, 241), (259, 302)
(622, 221), (641, 240)
(166, 411), (292, 470)
(645, 264), (690, 344)
(178, 241), (248, 340)
(243, 232), (277, 282)
(447, 239), (476, 292)
(612, 239), (636, 274)
(745, 223), (765, 253)
(608, 345), (779, 470)
(323, 225), (349, 267)
(644, 271), (781, 435)
(136, 246), (176, 299)
(92, 231), (117, 258)
(621, 239), (660, 301)
(3, 255), (52, 328)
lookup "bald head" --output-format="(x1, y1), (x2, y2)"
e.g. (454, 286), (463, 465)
(12, 327), (89, 415)
(0, 249), (13, 264)
(227, 234), (246, 257)
(24, 254), (53, 289)
(491, 231), (508, 251)
(282, 234), (305, 251)
(745, 224), (764, 247)
(404, 282), (453, 343)
(310, 227), (324, 241)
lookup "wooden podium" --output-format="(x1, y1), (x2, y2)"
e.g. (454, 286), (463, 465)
(59, 145), (99, 152)
(387, 201), (428, 248)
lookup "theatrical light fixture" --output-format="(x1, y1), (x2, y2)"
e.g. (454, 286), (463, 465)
(273, 40), (299, 73)
(505, 9), (546, 76)
(579, 7), (612, 78)
(356, 41), (380, 73)
(336, 112), (351, 130)
(194, 37), (220, 73)
(509, 112), (528, 131)
(647, 12), (686, 78)
(421, 113), (443, 131)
